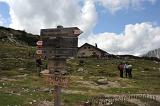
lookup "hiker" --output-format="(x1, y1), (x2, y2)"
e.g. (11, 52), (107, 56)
(36, 58), (42, 67)
(124, 62), (128, 78)
(36, 58), (42, 76)
(128, 64), (133, 78)
(118, 63), (124, 78)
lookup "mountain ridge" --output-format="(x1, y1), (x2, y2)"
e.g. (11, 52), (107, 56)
(143, 48), (160, 59)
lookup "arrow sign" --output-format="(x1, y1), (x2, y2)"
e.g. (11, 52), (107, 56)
(73, 29), (83, 35)
(36, 50), (43, 54)
(36, 40), (43, 46)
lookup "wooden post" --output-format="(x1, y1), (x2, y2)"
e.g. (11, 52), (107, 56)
(40, 26), (82, 106)
(50, 59), (66, 106)
(54, 85), (61, 106)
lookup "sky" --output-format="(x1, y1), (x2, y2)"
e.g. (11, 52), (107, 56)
(0, 0), (160, 56)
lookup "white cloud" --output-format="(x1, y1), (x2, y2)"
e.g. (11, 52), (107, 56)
(77, 0), (97, 33)
(4, 0), (97, 35)
(2, 0), (160, 56)
(96, 0), (157, 13)
(81, 22), (160, 56)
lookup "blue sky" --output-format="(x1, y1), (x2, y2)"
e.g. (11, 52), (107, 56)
(0, 0), (160, 55)
(0, 0), (159, 33)
(0, 1), (10, 26)
(93, 0), (160, 34)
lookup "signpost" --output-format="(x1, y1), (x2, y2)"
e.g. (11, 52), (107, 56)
(36, 40), (43, 76)
(40, 25), (82, 106)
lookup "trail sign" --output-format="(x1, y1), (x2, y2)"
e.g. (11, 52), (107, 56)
(36, 40), (43, 46)
(41, 26), (82, 58)
(40, 26), (82, 106)
(73, 29), (82, 35)
(43, 74), (70, 87)
(36, 49), (43, 55)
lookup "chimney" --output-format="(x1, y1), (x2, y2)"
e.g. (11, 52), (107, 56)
(95, 43), (97, 48)
(57, 25), (63, 29)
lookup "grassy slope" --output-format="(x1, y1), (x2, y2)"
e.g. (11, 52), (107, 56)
(0, 42), (36, 76)
(0, 43), (160, 106)
(68, 58), (160, 94)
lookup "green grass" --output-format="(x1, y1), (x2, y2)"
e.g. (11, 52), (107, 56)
(0, 43), (160, 105)
(0, 92), (25, 106)
(67, 58), (160, 94)
(62, 93), (88, 106)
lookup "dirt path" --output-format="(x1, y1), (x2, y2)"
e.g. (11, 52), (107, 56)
(127, 99), (147, 106)
(62, 89), (160, 106)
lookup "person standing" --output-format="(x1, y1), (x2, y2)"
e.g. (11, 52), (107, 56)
(118, 63), (124, 78)
(124, 62), (129, 78)
(36, 58), (42, 76)
(128, 64), (133, 78)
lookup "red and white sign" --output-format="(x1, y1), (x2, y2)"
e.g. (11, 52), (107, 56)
(74, 29), (82, 35)
(36, 40), (43, 46)
(36, 50), (43, 54)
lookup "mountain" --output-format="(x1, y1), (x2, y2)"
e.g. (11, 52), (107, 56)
(143, 48), (160, 59)
(0, 26), (39, 46)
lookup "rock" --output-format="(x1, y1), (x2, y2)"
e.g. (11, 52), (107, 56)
(80, 77), (83, 80)
(17, 93), (21, 96)
(18, 68), (26, 71)
(77, 67), (84, 72)
(33, 100), (37, 103)
(39, 88), (54, 93)
(97, 65), (100, 67)
(15, 74), (28, 78)
(40, 69), (49, 74)
(97, 78), (108, 85)
(29, 102), (32, 105)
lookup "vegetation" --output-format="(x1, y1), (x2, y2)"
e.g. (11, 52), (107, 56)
(0, 40), (160, 105)
(0, 26), (39, 46)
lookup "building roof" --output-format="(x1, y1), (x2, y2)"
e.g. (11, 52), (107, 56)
(78, 43), (110, 55)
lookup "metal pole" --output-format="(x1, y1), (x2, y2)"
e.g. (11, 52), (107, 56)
(54, 85), (61, 106)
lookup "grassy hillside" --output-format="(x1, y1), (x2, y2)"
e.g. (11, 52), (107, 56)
(0, 26), (39, 46)
(0, 42), (38, 76)
(0, 42), (160, 106)
(68, 58), (160, 94)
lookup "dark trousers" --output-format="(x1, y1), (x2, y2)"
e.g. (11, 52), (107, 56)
(120, 70), (123, 78)
(128, 69), (132, 78)
(125, 69), (129, 78)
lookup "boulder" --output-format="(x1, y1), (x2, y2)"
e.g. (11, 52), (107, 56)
(97, 78), (108, 85)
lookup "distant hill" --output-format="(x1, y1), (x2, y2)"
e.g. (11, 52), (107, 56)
(143, 48), (160, 59)
(0, 26), (39, 46)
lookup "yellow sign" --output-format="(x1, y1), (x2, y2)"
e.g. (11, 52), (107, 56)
(42, 74), (70, 87)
